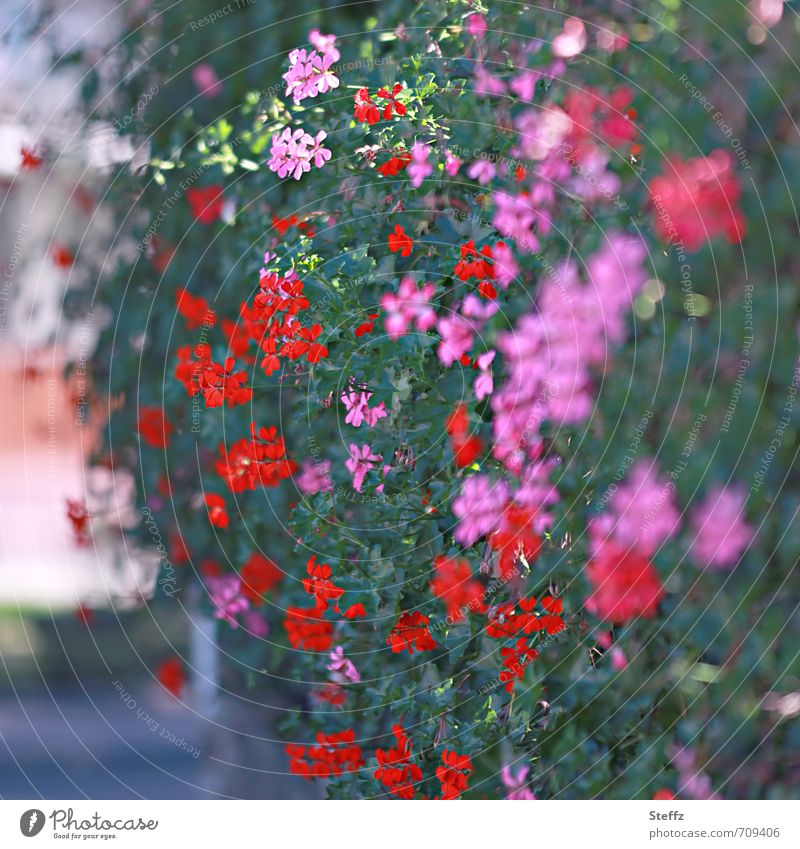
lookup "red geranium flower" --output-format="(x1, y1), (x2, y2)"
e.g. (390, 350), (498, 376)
(648, 150), (745, 251)
(386, 611), (437, 654)
(375, 724), (423, 799)
(176, 287), (216, 330)
(585, 540), (665, 623)
(20, 146), (43, 170)
(287, 729), (364, 780)
(52, 244), (74, 268)
(204, 493), (229, 529)
(215, 423), (297, 492)
(430, 555), (485, 621)
(377, 150), (411, 176)
(302, 555), (345, 611)
(489, 504), (542, 579)
(240, 552), (283, 604)
(187, 184), (224, 224)
(354, 87), (381, 125)
(388, 224), (413, 257)
(446, 403), (483, 468)
(436, 749), (473, 799)
(284, 605), (334, 651)
(375, 83), (407, 120)
(156, 657), (185, 697)
(137, 406), (173, 448)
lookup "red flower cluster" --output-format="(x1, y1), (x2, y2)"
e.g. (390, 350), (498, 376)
(155, 657), (185, 697)
(194, 355), (252, 408)
(240, 552), (283, 604)
(284, 557), (344, 652)
(52, 244), (75, 268)
(445, 403), (483, 467)
(138, 406), (173, 448)
(215, 422), (297, 492)
(271, 214), (315, 238)
(486, 595), (565, 693)
(287, 729), (364, 780)
(563, 85), (639, 157)
(176, 287), (216, 330)
(187, 184), (224, 224)
(388, 224), (413, 257)
(430, 555), (485, 621)
(377, 149), (411, 176)
(387, 611), (437, 654)
(649, 150), (745, 251)
(20, 146), (43, 170)
(354, 83), (406, 125)
(585, 540), (664, 623)
(251, 271), (328, 375)
(489, 504), (543, 579)
(436, 749), (473, 799)
(204, 493), (229, 528)
(302, 555), (345, 611)
(284, 605), (334, 651)
(454, 240), (502, 300)
(374, 724), (423, 799)
(355, 312), (379, 337)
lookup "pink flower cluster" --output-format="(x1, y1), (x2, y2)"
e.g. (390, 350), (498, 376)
(436, 295), (498, 368)
(345, 444), (381, 492)
(282, 41), (339, 104)
(341, 383), (388, 428)
(407, 142), (433, 188)
(268, 127), (331, 180)
(590, 460), (681, 557)
(207, 574), (250, 628)
(327, 646), (360, 684)
(452, 475), (509, 546)
(296, 458), (334, 495)
(380, 276), (436, 340)
(491, 232), (647, 471)
(689, 485), (753, 570)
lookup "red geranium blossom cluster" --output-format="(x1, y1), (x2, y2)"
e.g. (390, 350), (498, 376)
(240, 552), (283, 604)
(386, 611), (437, 654)
(374, 723), (423, 799)
(489, 504), (543, 580)
(176, 287), (216, 330)
(287, 729), (364, 779)
(387, 224), (413, 257)
(445, 403), (483, 468)
(186, 184), (224, 224)
(137, 406), (173, 448)
(249, 271), (328, 375)
(648, 149), (745, 251)
(284, 557), (346, 652)
(354, 83), (406, 125)
(562, 85), (640, 158)
(204, 493), (229, 528)
(454, 239), (499, 300)
(377, 148), (411, 176)
(155, 657), (185, 697)
(430, 555), (485, 621)
(436, 749), (473, 799)
(585, 540), (665, 623)
(486, 595), (566, 692)
(215, 422), (297, 492)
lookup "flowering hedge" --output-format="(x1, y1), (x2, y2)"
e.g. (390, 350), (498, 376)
(83, 0), (800, 799)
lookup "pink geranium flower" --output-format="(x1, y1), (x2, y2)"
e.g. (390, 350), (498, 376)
(690, 485), (753, 570)
(207, 575), (249, 628)
(345, 443), (381, 492)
